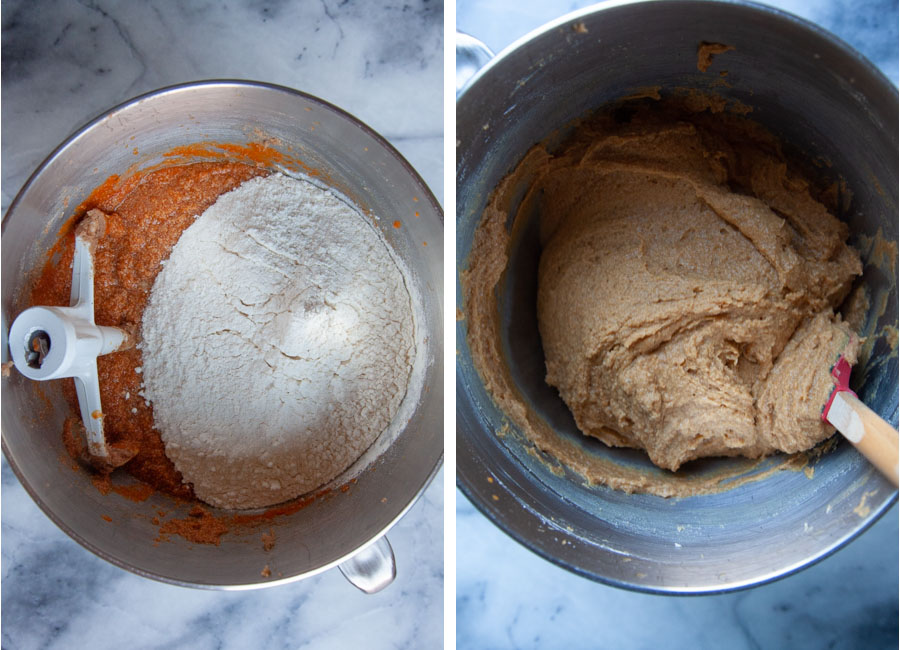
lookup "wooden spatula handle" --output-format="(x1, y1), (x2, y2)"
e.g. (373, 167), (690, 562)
(827, 391), (899, 487)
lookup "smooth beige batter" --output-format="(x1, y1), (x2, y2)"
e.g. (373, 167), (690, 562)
(464, 99), (862, 490)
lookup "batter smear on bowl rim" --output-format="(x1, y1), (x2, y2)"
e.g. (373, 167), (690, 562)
(34, 160), (419, 510)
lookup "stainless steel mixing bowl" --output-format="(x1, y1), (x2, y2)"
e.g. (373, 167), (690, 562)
(2, 80), (443, 589)
(456, 0), (898, 593)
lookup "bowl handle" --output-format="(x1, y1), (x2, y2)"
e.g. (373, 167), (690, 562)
(456, 31), (494, 96)
(338, 535), (396, 594)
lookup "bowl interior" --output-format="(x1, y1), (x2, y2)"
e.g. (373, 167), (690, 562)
(2, 81), (443, 588)
(456, 1), (897, 593)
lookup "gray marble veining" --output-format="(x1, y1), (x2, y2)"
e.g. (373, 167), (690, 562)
(2, 2), (443, 649)
(2, 0), (443, 210)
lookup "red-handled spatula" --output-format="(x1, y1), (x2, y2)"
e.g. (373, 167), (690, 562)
(822, 356), (899, 486)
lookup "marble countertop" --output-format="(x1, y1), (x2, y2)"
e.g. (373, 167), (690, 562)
(1, 2), (442, 649)
(456, 0), (898, 648)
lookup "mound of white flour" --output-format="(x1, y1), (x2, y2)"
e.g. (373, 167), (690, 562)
(141, 173), (416, 509)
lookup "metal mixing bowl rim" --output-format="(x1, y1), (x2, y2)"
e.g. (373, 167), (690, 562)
(2, 79), (444, 589)
(456, 473), (897, 596)
(455, 0), (898, 594)
(457, 0), (898, 102)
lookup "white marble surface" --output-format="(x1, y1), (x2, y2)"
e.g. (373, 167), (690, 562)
(1, 1), (442, 649)
(457, 0), (898, 648)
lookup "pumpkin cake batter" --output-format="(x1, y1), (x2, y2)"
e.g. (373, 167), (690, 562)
(33, 161), (265, 500)
(34, 153), (422, 529)
(464, 99), (862, 488)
